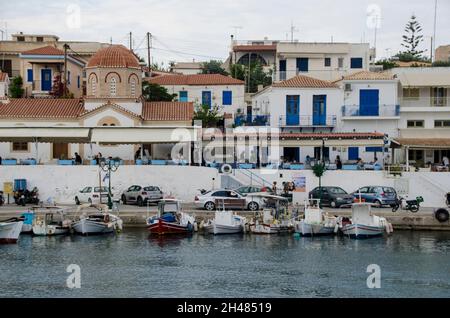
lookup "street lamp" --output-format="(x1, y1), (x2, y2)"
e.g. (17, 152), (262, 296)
(100, 159), (120, 210)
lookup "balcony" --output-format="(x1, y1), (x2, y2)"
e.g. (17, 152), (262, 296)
(234, 114), (270, 127)
(400, 97), (449, 109)
(278, 115), (337, 127)
(341, 105), (400, 119)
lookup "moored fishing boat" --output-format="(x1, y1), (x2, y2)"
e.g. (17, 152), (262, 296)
(203, 210), (246, 235)
(0, 218), (24, 244)
(250, 209), (293, 234)
(294, 199), (337, 237)
(147, 200), (195, 235)
(339, 202), (393, 239)
(32, 207), (72, 236)
(72, 204), (123, 235)
(20, 211), (34, 233)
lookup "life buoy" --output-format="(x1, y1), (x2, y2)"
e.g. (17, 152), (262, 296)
(435, 209), (449, 223)
(220, 164), (233, 174)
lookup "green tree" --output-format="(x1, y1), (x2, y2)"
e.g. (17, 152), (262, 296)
(375, 59), (399, 70)
(201, 60), (228, 75)
(9, 76), (24, 98)
(142, 82), (176, 102)
(50, 74), (73, 98)
(399, 15), (426, 60)
(193, 104), (223, 127)
(312, 162), (326, 207)
(230, 62), (272, 93)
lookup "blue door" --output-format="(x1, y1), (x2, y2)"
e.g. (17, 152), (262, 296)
(296, 58), (309, 72)
(279, 60), (286, 80)
(348, 147), (359, 161)
(179, 91), (188, 102)
(41, 69), (52, 91)
(286, 95), (300, 125)
(202, 91), (212, 108)
(359, 89), (379, 116)
(313, 95), (327, 125)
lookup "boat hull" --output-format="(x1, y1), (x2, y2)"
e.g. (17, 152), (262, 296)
(0, 221), (23, 244)
(205, 223), (243, 235)
(147, 219), (193, 235)
(250, 224), (292, 235)
(72, 219), (115, 235)
(33, 225), (70, 236)
(342, 224), (384, 239)
(296, 222), (335, 237)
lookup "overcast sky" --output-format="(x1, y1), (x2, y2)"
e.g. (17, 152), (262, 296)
(1, 0), (448, 66)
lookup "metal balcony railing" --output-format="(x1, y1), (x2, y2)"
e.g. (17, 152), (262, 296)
(234, 114), (270, 127)
(400, 97), (449, 107)
(341, 105), (400, 117)
(278, 115), (337, 127)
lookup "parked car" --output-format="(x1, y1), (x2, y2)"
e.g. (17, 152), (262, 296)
(75, 186), (110, 205)
(121, 185), (163, 206)
(234, 186), (273, 196)
(308, 186), (354, 208)
(351, 186), (398, 207)
(195, 189), (264, 211)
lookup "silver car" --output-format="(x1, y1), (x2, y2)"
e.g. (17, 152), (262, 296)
(194, 189), (262, 211)
(121, 185), (163, 206)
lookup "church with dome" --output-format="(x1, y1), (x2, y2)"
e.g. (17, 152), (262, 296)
(0, 45), (195, 164)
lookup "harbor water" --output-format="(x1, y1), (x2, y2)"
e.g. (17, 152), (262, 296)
(1, 230), (449, 298)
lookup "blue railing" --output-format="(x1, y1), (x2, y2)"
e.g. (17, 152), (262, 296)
(234, 114), (270, 127)
(342, 105), (400, 117)
(278, 115), (336, 127)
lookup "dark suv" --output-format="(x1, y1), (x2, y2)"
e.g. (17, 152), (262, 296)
(309, 186), (354, 208)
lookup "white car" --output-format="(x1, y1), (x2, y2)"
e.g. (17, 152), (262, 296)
(194, 189), (269, 211)
(75, 186), (112, 205)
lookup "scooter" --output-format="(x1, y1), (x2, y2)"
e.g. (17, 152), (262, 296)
(0, 191), (4, 206)
(392, 196), (424, 213)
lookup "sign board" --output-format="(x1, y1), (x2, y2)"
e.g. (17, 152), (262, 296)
(3, 182), (13, 195)
(292, 174), (306, 193)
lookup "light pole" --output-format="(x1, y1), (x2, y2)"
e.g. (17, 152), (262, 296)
(100, 160), (120, 210)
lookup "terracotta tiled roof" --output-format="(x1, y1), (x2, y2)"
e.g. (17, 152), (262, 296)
(148, 74), (244, 86)
(21, 46), (64, 56)
(0, 72), (8, 81)
(342, 71), (395, 81)
(79, 102), (142, 120)
(273, 75), (338, 88)
(233, 45), (277, 52)
(87, 45), (140, 68)
(0, 99), (84, 119)
(143, 102), (194, 121)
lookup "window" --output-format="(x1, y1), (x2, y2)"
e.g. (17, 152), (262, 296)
(130, 79), (136, 97)
(36, 37), (44, 42)
(77, 76), (80, 89)
(27, 69), (33, 83)
(431, 87), (448, 106)
(67, 71), (71, 84)
(279, 60), (287, 80)
(350, 57), (363, 69)
(338, 57), (344, 69)
(110, 77), (117, 96)
(408, 149), (424, 162)
(407, 120), (424, 128)
(179, 91), (188, 102)
(435, 120), (450, 128)
(12, 142), (28, 152)
(296, 58), (309, 72)
(17, 36), (25, 42)
(324, 58), (331, 67)
(222, 91), (232, 105)
(403, 88), (420, 100)
(91, 77), (97, 95)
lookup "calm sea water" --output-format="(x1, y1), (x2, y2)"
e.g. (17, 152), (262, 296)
(1, 230), (449, 298)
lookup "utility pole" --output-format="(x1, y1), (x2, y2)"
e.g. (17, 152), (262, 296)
(147, 32), (152, 76)
(432, 0), (438, 62)
(290, 21), (298, 43)
(129, 32), (133, 51)
(63, 44), (69, 96)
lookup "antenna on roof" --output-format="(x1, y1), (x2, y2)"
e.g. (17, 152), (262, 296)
(289, 21), (299, 43)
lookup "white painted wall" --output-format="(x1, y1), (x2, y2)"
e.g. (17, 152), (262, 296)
(0, 81), (8, 98)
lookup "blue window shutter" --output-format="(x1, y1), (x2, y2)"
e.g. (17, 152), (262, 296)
(348, 147), (359, 160)
(222, 91), (232, 105)
(351, 58), (363, 69)
(279, 60), (286, 72)
(179, 91), (188, 102)
(296, 58), (309, 72)
(77, 76), (80, 89)
(27, 69), (33, 82)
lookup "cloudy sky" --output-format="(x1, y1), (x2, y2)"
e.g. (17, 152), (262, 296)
(1, 0), (448, 66)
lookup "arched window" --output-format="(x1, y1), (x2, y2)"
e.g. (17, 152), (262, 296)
(130, 78), (136, 97)
(110, 78), (117, 96)
(97, 116), (120, 127)
(91, 77), (97, 95)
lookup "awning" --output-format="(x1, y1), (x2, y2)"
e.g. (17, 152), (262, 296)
(0, 127), (91, 143)
(394, 138), (450, 149)
(90, 127), (198, 145)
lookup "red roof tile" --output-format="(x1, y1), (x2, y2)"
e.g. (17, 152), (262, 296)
(143, 102), (194, 121)
(21, 46), (64, 56)
(87, 45), (140, 68)
(147, 74), (244, 86)
(273, 75), (338, 88)
(233, 45), (277, 52)
(0, 99), (84, 119)
(341, 71), (395, 81)
(79, 102), (142, 120)
(0, 72), (8, 82)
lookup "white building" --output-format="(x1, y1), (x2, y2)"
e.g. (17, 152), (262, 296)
(275, 42), (376, 82)
(0, 72), (9, 98)
(170, 62), (203, 75)
(148, 74), (245, 116)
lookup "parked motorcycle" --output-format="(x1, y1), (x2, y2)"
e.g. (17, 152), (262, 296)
(392, 196), (424, 213)
(14, 187), (39, 206)
(446, 192), (450, 207)
(0, 191), (4, 206)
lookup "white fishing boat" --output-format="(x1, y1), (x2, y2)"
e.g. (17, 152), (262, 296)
(295, 199), (337, 237)
(20, 211), (34, 233)
(204, 211), (246, 235)
(339, 202), (393, 239)
(0, 218), (24, 244)
(32, 207), (72, 236)
(72, 204), (123, 235)
(250, 209), (293, 234)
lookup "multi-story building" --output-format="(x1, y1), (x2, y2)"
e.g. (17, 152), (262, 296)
(228, 38), (278, 74)
(435, 45), (450, 63)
